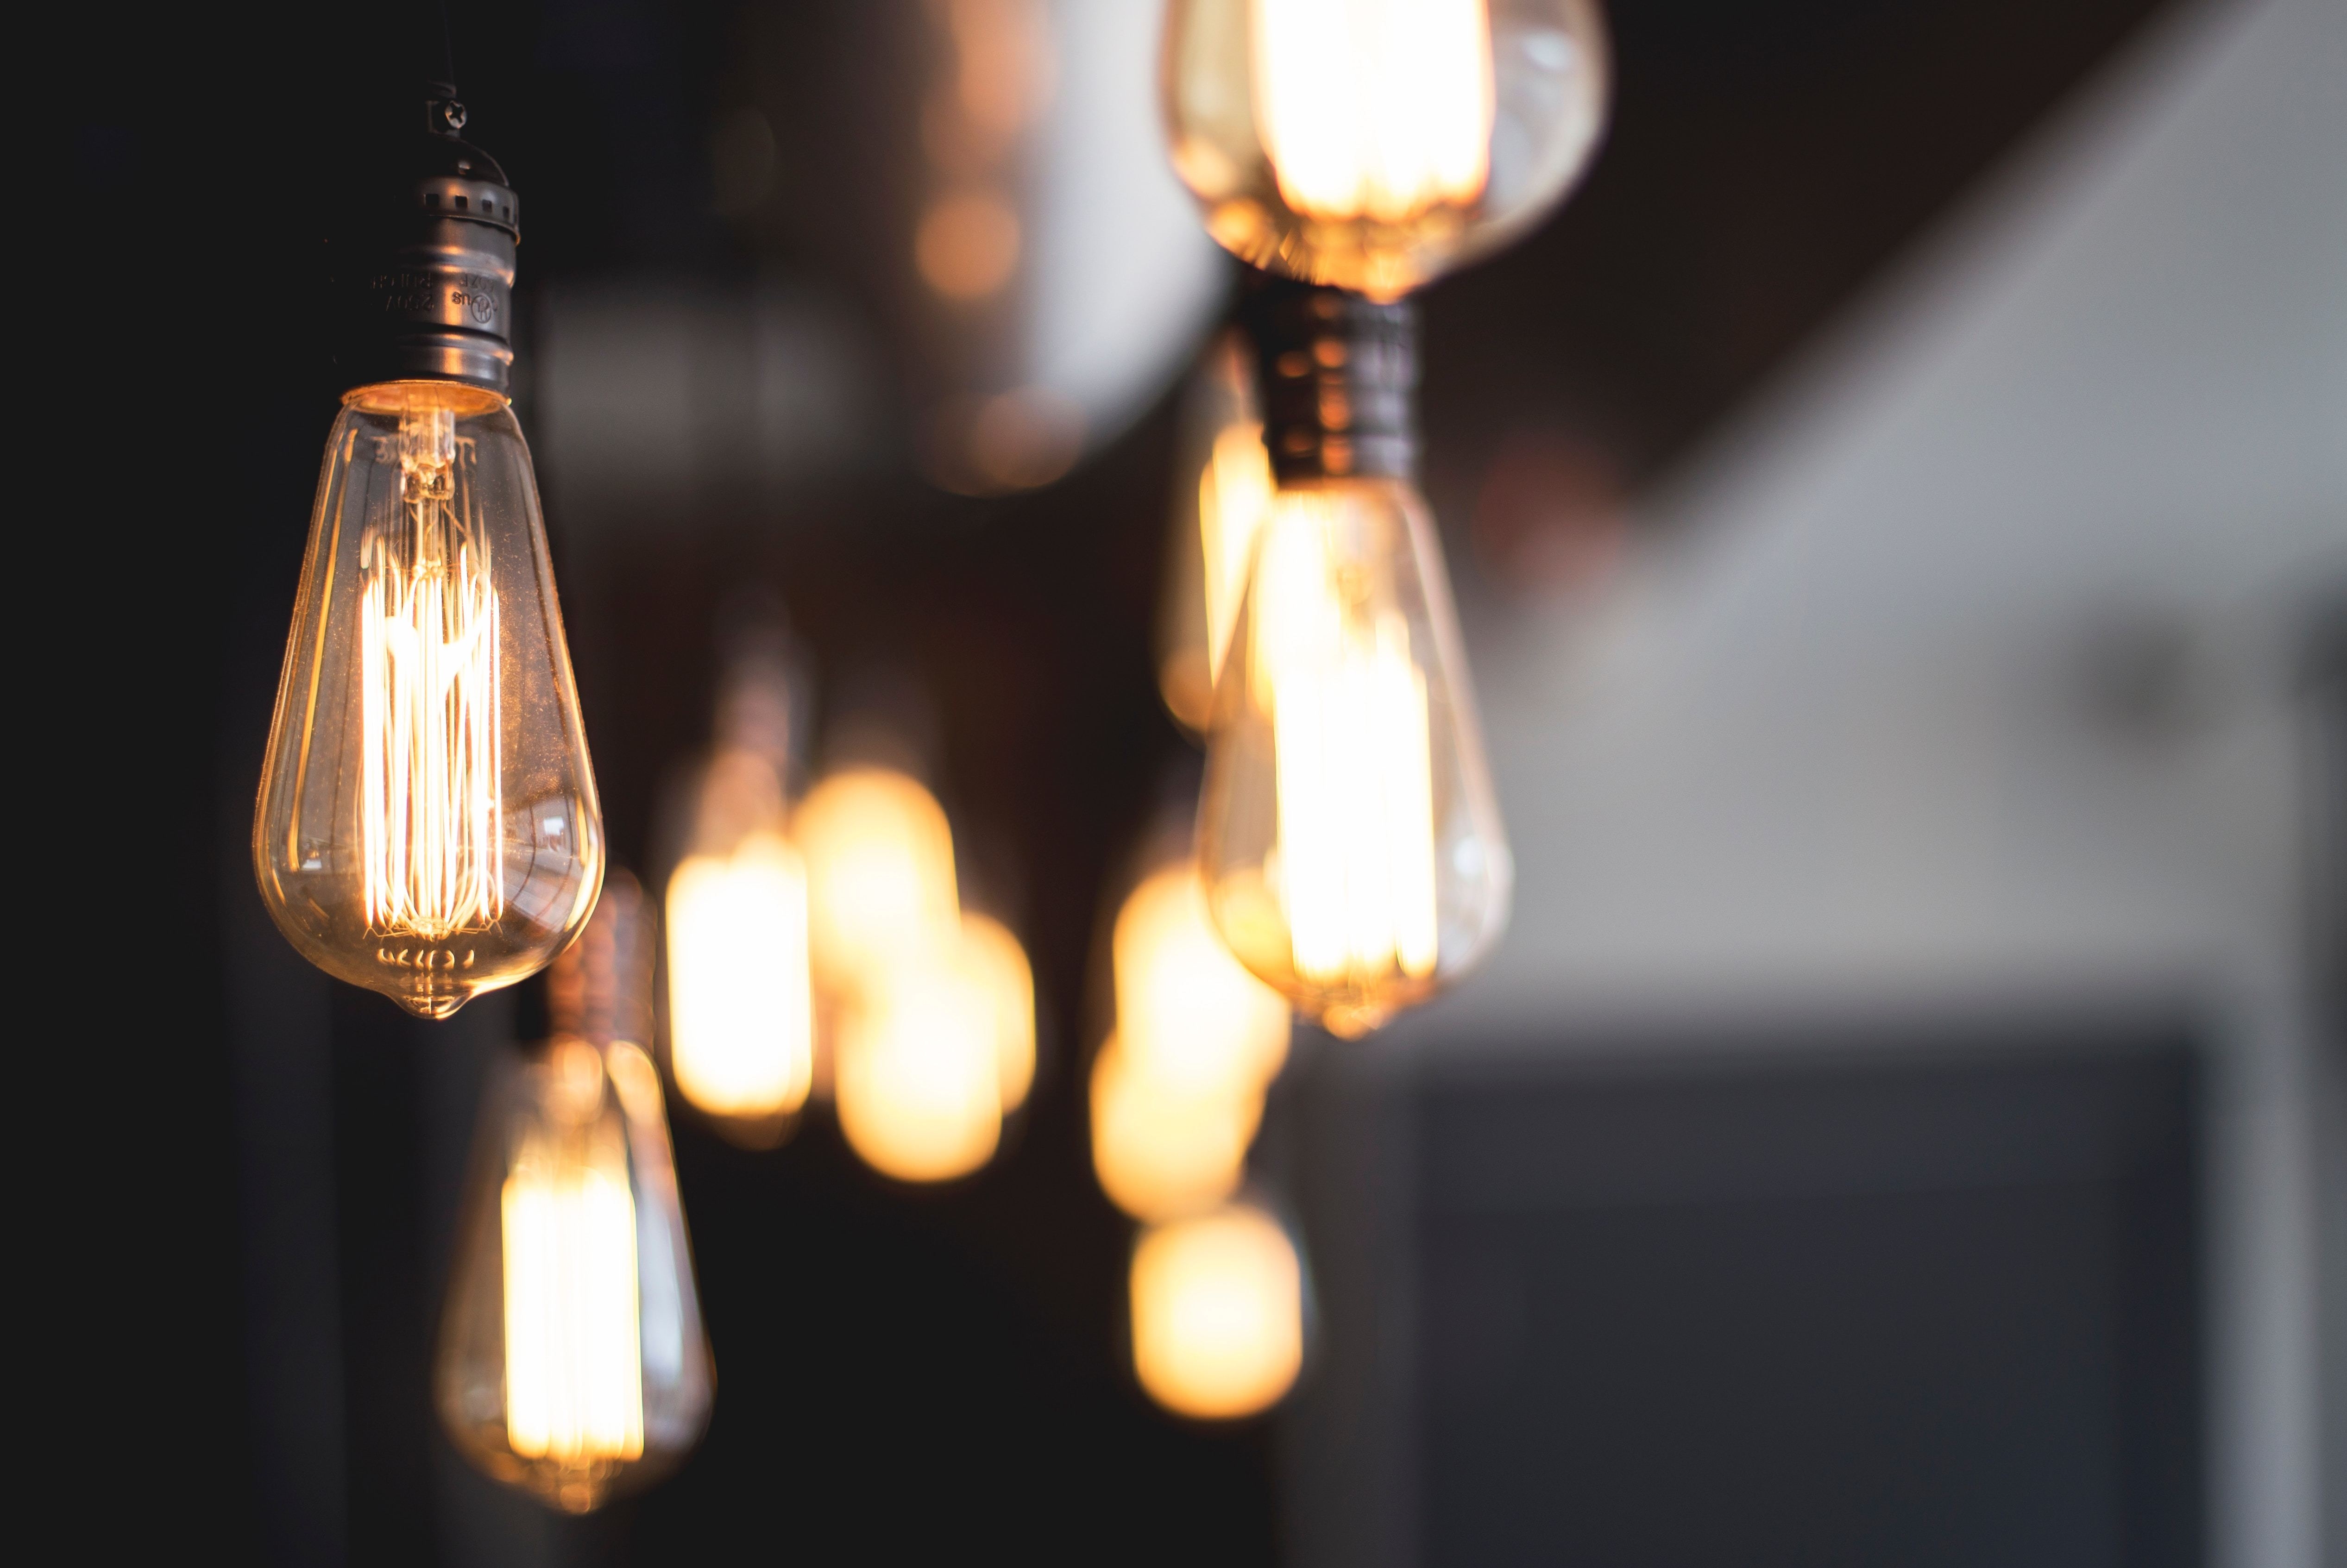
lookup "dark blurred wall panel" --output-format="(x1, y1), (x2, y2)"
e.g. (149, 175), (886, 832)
(1389, 1034), (2200, 1568)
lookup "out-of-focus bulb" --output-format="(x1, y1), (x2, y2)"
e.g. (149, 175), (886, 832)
(797, 767), (961, 994)
(1200, 478), (1509, 1036)
(255, 381), (602, 1018)
(437, 1037), (712, 1512)
(960, 911), (1038, 1112)
(666, 829), (814, 1128)
(1129, 1202), (1305, 1419)
(1092, 1032), (1262, 1221)
(1159, 334), (1278, 734)
(1090, 860), (1288, 1221)
(1162, 0), (1611, 299)
(835, 946), (1003, 1182)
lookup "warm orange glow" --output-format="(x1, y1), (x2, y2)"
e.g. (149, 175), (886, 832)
(1130, 1204), (1304, 1419)
(1091, 1034), (1259, 1222)
(665, 833), (814, 1120)
(1114, 865), (1290, 1094)
(1252, 493), (1440, 990)
(797, 768), (961, 994)
(500, 1043), (644, 1469)
(1251, 0), (1494, 225)
(1199, 420), (1276, 691)
(835, 952), (1002, 1182)
(917, 190), (1023, 299)
(960, 911), (1038, 1111)
(360, 399), (503, 942)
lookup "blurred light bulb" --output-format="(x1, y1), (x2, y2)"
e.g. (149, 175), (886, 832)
(256, 381), (603, 1017)
(960, 910), (1038, 1112)
(438, 1036), (712, 1513)
(1114, 865), (1290, 1093)
(666, 829), (815, 1128)
(797, 767), (961, 995)
(1158, 333), (1277, 734)
(1202, 478), (1509, 1035)
(1129, 1203), (1305, 1419)
(1162, 0), (1611, 298)
(1091, 1032), (1261, 1221)
(835, 948), (1003, 1182)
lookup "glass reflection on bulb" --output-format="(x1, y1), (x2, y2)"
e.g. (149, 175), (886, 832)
(1159, 334), (1278, 733)
(1199, 479), (1509, 1036)
(1130, 1202), (1306, 1419)
(256, 380), (602, 1018)
(438, 1038), (712, 1512)
(1162, 0), (1611, 298)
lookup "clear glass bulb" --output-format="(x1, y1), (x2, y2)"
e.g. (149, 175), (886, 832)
(254, 380), (603, 1018)
(1129, 1201), (1307, 1419)
(1198, 477), (1510, 1036)
(436, 1036), (713, 1513)
(1162, 0), (1611, 298)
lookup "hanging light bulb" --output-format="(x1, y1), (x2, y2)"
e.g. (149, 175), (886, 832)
(834, 939), (1005, 1183)
(255, 83), (600, 1018)
(796, 765), (962, 999)
(438, 879), (711, 1513)
(1090, 857), (1290, 1221)
(1157, 332), (1277, 734)
(1194, 283), (1510, 1037)
(960, 910), (1038, 1114)
(1161, 0), (1611, 299)
(1129, 1201), (1307, 1419)
(663, 628), (816, 1143)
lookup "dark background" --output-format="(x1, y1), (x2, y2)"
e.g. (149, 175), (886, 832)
(59, 0), (2205, 1561)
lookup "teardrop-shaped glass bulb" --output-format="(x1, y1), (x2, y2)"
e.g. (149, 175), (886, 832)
(1198, 477), (1510, 1036)
(1162, 0), (1612, 299)
(436, 1035), (714, 1514)
(254, 380), (603, 1018)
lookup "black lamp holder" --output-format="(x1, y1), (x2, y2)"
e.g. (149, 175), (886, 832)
(333, 70), (522, 395)
(1242, 274), (1418, 484)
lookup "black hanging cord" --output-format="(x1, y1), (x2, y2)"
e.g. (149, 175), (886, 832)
(424, 0), (466, 135)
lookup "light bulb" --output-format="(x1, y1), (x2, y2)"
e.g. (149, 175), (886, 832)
(960, 911), (1038, 1113)
(1197, 285), (1509, 1037)
(437, 1036), (713, 1513)
(256, 112), (601, 1018)
(1114, 863), (1290, 1094)
(796, 766), (961, 997)
(835, 944), (1004, 1183)
(1162, 0), (1611, 298)
(666, 826), (815, 1134)
(1129, 1202), (1306, 1419)
(1091, 1032), (1261, 1222)
(1089, 858), (1288, 1222)
(1158, 333), (1278, 734)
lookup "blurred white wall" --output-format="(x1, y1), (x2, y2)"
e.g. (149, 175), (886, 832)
(1421, 0), (2345, 1563)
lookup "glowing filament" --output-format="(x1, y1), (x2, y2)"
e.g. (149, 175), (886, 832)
(666, 834), (814, 1119)
(501, 1130), (644, 1464)
(360, 405), (503, 941)
(1254, 501), (1439, 988)
(1201, 420), (1276, 690)
(1252, 0), (1494, 224)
